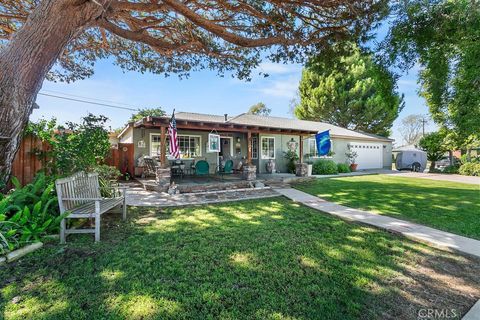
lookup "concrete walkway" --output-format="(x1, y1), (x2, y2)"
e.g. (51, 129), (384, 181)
(387, 172), (480, 185)
(276, 188), (480, 258)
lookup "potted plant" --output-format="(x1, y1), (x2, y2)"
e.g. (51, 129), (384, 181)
(345, 150), (358, 171)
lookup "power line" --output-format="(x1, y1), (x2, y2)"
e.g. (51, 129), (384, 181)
(41, 89), (138, 108)
(37, 92), (140, 111)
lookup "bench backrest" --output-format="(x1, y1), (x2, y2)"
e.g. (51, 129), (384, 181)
(55, 172), (101, 212)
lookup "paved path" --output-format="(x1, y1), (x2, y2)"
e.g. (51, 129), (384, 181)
(387, 172), (480, 185)
(126, 183), (279, 207)
(276, 188), (480, 258)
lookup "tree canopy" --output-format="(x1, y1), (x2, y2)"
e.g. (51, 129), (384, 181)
(295, 43), (404, 136)
(129, 107), (166, 122)
(399, 114), (426, 146)
(381, 0), (480, 149)
(247, 102), (270, 116)
(0, 0), (389, 82)
(419, 131), (447, 171)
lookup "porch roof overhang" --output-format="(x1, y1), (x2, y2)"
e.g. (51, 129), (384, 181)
(133, 116), (318, 136)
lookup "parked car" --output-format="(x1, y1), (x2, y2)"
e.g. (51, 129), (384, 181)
(436, 156), (459, 169)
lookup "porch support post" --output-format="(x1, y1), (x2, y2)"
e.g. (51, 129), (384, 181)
(160, 126), (167, 168)
(299, 135), (304, 163)
(247, 130), (252, 164)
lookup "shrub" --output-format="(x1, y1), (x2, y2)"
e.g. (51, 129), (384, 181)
(283, 150), (299, 174)
(312, 159), (338, 175)
(442, 165), (459, 174)
(459, 162), (480, 176)
(337, 163), (351, 173)
(0, 173), (66, 254)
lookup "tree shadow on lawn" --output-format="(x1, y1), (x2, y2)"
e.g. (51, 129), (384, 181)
(294, 176), (480, 239)
(1, 198), (479, 320)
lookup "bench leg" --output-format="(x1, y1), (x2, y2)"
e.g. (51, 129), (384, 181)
(95, 213), (101, 242)
(60, 218), (66, 244)
(122, 197), (127, 221)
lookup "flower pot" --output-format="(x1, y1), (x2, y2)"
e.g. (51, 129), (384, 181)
(350, 163), (358, 172)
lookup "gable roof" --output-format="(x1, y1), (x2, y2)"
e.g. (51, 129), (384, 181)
(128, 111), (393, 142)
(169, 112), (393, 142)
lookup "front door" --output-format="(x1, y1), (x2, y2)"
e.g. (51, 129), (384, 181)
(219, 137), (233, 164)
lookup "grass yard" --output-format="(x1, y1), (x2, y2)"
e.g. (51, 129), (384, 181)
(1, 198), (479, 319)
(295, 175), (480, 240)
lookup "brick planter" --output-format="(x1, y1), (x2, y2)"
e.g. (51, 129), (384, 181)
(155, 167), (171, 192)
(242, 165), (257, 181)
(296, 163), (309, 177)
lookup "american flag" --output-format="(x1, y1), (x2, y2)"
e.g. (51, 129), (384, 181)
(168, 110), (180, 159)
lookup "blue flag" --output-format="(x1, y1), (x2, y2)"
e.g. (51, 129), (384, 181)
(315, 130), (331, 156)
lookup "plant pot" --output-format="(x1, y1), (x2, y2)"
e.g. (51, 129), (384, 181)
(350, 163), (358, 172)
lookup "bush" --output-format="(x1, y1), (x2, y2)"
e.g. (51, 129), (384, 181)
(459, 162), (480, 176)
(442, 165), (459, 174)
(312, 159), (338, 175)
(0, 173), (66, 254)
(337, 163), (351, 173)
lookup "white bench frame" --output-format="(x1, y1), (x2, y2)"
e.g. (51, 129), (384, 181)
(55, 172), (127, 243)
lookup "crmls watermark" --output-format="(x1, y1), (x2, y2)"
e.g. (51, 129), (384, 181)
(417, 308), (458, 319)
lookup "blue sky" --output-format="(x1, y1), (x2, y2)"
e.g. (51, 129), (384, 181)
(32, 32), (436, 145)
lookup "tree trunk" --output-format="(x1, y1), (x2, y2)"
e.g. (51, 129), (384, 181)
(0, 0), (103, 185)
(429, 161), (436, 172)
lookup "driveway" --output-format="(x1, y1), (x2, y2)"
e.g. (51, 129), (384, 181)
(389, 172), (480, 185)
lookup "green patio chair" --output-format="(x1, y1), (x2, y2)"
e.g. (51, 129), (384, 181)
(195, 160), (209, 176)
(216, 160), (234, 179)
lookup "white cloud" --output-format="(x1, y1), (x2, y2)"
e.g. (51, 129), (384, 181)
(256, 62), (301, 75)
(256, 75), (300, 98)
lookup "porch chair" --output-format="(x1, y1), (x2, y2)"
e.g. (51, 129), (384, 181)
(143, 157), (159, 177)
(195, 160), (209, 176)
(216, 159), (234, 179)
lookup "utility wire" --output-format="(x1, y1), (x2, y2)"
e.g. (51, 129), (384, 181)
(41, 89), (137, 108)
(37, 92), (140, 111)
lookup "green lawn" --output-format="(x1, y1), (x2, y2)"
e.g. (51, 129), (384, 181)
(295, 174), (480, 239)
(1, 198), (479, 319)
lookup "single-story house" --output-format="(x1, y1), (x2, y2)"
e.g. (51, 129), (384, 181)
(116, 112), (394, 175)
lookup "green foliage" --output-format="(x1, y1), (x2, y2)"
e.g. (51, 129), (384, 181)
(337, 163), (351, 173)
(129, 107), (166, 123)
(92, 165), (122, 197)
(312, 159), (338, 175)
(419, 132), (447, 171)
(459, 163), (480, 176)
(442, 165), (459, 174)
(345, 149), (358, 165)
(382, 0), (480, 149)
(28, 114), (111, 176)
(283, 150), (299, 174)
(0, 173), (65, 254)
(248, 102), (271, 116)
(295, 43), (404, 136)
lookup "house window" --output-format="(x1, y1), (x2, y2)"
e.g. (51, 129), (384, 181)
(261, 137), (275, 159)
(307, 138), (333, 157)
(252, 136), (258, 159)
(150, 134), (162, 157)
(150, 134), (202, 158)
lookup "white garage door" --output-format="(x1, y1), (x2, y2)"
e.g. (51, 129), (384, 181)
(349, 142), (383, 169)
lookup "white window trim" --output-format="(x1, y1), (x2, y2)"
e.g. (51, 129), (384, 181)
(261, 136), (276, 159)
(252, 136), (258, 160)
(149, 133), (203, 158)
(149, 133), (162, 157)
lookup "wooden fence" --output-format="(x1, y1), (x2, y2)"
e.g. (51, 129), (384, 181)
(11, 134), (134, 186)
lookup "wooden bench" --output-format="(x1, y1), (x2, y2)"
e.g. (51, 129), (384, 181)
(55, 172), (127, 243)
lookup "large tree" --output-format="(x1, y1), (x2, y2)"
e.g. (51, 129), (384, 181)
(381, 0), (480, 150)
(295, 43), (404, 136)
(247, 102), (270, 116)
(0, 0), (387, 183)
(399, 114), (426, 146)
(129, 107), (166, 122)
